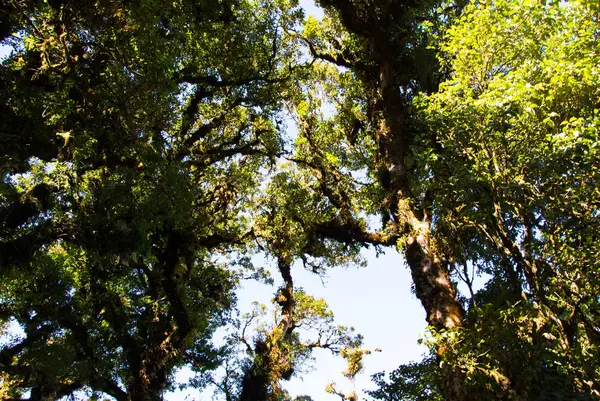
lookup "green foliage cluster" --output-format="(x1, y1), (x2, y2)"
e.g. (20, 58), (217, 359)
(0, 0), (308, 399)
(1, 0), (599, 400)
(370, 0), (600, 399)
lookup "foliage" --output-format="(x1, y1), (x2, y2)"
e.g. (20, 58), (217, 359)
(368, 357), (443, 401)
(378, 0), (600, 399)
(0, 0), (307, 399)
(1, 0), (600, 400)
(288, 0), (600, 399)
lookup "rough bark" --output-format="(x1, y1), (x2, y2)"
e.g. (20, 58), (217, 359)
(405, 231), (463, 330)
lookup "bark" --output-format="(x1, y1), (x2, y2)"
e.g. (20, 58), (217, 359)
(405, 231), (463, 330)
(277, 259), (295, 339)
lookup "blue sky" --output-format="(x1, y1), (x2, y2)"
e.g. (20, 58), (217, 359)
(266, 249), (428, 400)
(165, 247), (429, 401)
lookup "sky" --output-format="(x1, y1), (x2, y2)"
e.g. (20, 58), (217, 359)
(0, 3), (431, 401)
(259, 249), (428, 400)
(165, 247), (429, 401)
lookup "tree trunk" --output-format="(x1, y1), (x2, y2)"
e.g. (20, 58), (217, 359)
(239, 258), (296, 401)
(405, 232), (463, 330)
(404, 228), (470, 401)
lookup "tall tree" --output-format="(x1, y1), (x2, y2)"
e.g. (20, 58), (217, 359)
(285, 0), (599, 399)
(412, 0), (600, 398)
(0, 0), (305, 399)
(285, 1), (472, 399)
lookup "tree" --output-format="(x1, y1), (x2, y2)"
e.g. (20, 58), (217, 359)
(283, 0), (472, 398)
(361, 0), (599, 399)
(282, 0), (599, 399)
(413, 0), (600, 398)
(368, 357), (443, 401)
(0, 0), (306, 399)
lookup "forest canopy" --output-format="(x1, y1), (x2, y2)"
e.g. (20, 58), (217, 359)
(1, 0), (599, 400)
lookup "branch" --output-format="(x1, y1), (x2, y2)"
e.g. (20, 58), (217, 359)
(178, 73), (288, 88)
(181, 97), (243, 150)
(488, 199), (540, 295)
(89, 377), (128, 401)
(178, 87), (214, 139)
(297, 34), (355, 69)
(189, 139), (274, 167)
(197, 231), (251, 248)
(312, 219), (398, 247)
(177, 22), (283, 87)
